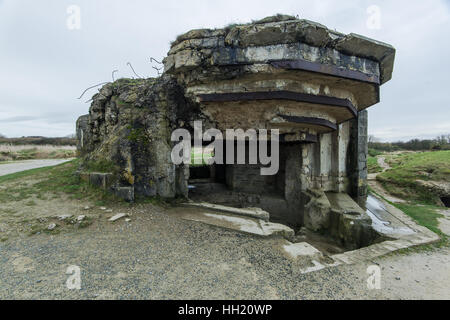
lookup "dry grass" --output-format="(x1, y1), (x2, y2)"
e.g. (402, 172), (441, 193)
(0, 144), (77, 162)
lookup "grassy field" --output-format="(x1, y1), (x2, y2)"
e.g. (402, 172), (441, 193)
(0, 144), (77, 162)
(368, 148), (384, 174)
(368, 150), (449, 249)
(377, 151), (450, 204)
(395, 203), (445, 237)
(0, 159), (117, 202)
(0, 159), (124, 241)
(368, 156), (383, 174)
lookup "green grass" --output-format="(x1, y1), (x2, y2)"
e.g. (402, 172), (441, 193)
(394, 203), (445, 237)
(391, 202), (448, 252)
(0, 165), (64, 184)
(368, 156), (383, 174)
(377, 151), (450, 204)
(369, 148), (383, 157)
(368, 187), (448, 250)
(190, 149), (213, 166)
(0, 159), (122, 204)
(85, 158), (118, 173)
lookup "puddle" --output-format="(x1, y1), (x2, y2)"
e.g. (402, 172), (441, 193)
(366, 195), (415, 236)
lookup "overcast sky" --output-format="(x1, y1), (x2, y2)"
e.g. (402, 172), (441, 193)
(0, 0), (449, 141)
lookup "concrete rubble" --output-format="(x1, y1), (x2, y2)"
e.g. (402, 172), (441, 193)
(108, 213), (128, 222)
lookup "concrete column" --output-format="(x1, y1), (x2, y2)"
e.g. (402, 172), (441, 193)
(312, 133), (333, 190)
(331, 122), (350, 193)
(176, 165), (189, 198)
(348, 110), (368, 206)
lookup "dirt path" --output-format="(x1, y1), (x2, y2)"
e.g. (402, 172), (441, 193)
(368, 156), (406, 203)
(0, 159), (74, 177)
(377, 157), (390, 172)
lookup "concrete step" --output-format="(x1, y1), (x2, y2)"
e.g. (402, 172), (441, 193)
(326, 192), (365, 216)
(168, 206), (294, 241)
(182, 201), (270, 221)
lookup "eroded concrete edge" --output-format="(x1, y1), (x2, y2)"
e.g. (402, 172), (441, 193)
(329, 195), (440, 267)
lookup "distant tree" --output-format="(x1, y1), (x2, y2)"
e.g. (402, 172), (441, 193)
(0, 133), (6, 138)
(436, 135), (449, 146)
(432, 145), (442, 151)
(368, 135), (380, 144)
(368, 134), (450, 152)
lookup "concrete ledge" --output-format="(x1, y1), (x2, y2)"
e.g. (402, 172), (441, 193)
(328, 195), (440, 266)
(182, 202), (270, 221)
(113, 187), (135, 202)
(326, 192), (365, 216)
(77, 171), (114, 190)
(75, 171), (134, 202)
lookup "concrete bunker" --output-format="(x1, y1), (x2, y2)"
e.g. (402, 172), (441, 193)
(76, 15), (396, 250)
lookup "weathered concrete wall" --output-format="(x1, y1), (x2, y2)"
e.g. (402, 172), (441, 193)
(225, 164), (279, 195)
(76, 76), (202, 200)
(304, 122), (351, 193)
(165, 16), (394, 85)
(215, 143), (305, 227)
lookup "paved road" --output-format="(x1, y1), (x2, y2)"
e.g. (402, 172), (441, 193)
(0, 159), (74, 177)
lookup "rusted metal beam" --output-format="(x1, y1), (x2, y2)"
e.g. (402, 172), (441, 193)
(197, 90), (357, 117)
(269, 59), (380, 85)
(278, 115), (337, 131)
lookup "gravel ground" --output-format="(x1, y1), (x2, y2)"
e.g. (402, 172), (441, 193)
(0, 159), (73, 177)
(0, 203), (449, 300)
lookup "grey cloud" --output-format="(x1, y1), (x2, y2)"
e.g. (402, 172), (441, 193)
(0, 116), (39, 123)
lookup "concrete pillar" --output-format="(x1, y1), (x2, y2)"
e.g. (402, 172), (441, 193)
(176, 165), (189, 198)
(284, 144), (304, 227)
(331, 122), (350, 193)
(348, 110), (368, 206)
(285, 144), (303, 202)
(312, 133), (333, 190)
